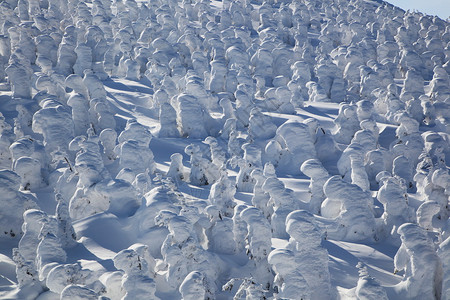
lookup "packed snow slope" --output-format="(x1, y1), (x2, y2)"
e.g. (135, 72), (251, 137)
(0, 0), (449, 299)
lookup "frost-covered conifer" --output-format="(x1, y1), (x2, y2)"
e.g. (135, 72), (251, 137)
(12, 248), (41, 294)
(55, 193), (77, 249)
(234, 87), (253, 128)
(65, 74), (89, 99)
(274, 120), (317, 175)
(88, 99), (115, 133)
(167, 153), (185, 182)
(185, 144), (216, 186)
(6, 60), (32, 99)
(333, 103), (360, 144)
(179, 271), (207, 300)
(132, 181), (181, 242)
(250, 168), (271, 219)
(315, 58), (339, 100)
(56, 26), (78, 76)
(70, 134), (109, 189)
(264, 139), (286, 170)
(0, 171), (38, 241)
(307, 81), (329, 102)
(34, 74), (65, 100)
(204, 136), (226, 167)
(236, 143), (262, 192)
(174, 93), (209, 139)
(262, 177), (300, 239)
(232, 204), (248, 254)
(240, 207), (273, 290)
(395, 113), (419, 140)
(352, 129), (377, 154)
(268, 248), (310, 300)
(416, 167), (449, 232)
(131, 169), (152, 196)
(208, 58), (227, 94)
(186, 72), (217, 111)
(377, 174), (415, 243)
(219, 98), (236, 124)
(301, 159), (330, 214)
(68, 134), (125, 220)
(204, 205), (236, 255)
(223, 277), (267, 299)
(1, 1), (448, 298)
(17, 209), (47, 268)
(356, 100), (376, 123)
(124, 58), (140, 80)
(0, 128), (14, 170)
(159, 102), (180, 138)
(350, 153), (370, 191)
(113, 246), (157, 299)
(417, 201), (442, 232)
(321, 176), (376, 241)
(337, 142), (365, 182)
(99, 128), (117, 164)
(36, 34), (58, 68)
(45, 262), (104, 299)
(401, 68), (424, 100)
(392, 155), (414, 190)
(421, 96), (437, 126)
(429, 65), (450, 102)
(67, 93), (90, 136)
(284, 210), (333, 299)
(13, 156), (44, 190)
(248, 107), (277, 141)
(83, 70), (107, 100)
(35, 217), (67, 279)
(8, 139), (43, 177)
(156, 210), (219, 296)
(208, 164), (235, 217)
(311, 125), (340, 167)
(32, 101), (75, 156)
(394, 223), (442, 300)
(115, 119), (155, 176)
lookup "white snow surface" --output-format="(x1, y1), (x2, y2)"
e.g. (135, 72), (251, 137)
(0, 0), (449, 299)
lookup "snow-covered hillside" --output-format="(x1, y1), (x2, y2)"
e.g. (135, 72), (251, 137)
(0, 0), (449, 298)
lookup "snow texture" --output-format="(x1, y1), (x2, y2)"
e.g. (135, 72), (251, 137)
(0, 0), (449, 299)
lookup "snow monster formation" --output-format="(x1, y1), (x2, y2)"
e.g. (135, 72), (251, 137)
(0, 0), (448, 299)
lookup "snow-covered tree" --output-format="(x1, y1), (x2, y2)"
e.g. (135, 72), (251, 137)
(377, 174), (415, 243)
(0, 171), (38, 241)
(268, 248), (309, 300)
(179, 271), (207, 300)
(167, 153), (185, 182)
(174, 93), (209, 139)
(208, 167), (235, 217)
(185, 143), (217, 186)
(394, 223), (442, 300)
(32, 102), (75, 157)
(274, 120), (317, 175)
(301, 159), (330, 215)
(159, 102), (180, 138)
(113, 246), (157, 299)
(115, 119), (156, 176)
(204, 205), (236, 255)
(321, 175), (377, 242)
(240, 207), (273, 290)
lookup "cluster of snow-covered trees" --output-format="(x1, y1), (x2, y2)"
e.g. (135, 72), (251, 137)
(0, 0), (448, 298)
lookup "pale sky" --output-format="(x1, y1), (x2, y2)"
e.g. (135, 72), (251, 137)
(387, 0), (450, 20)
